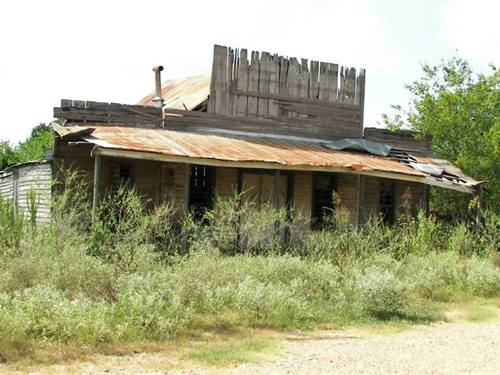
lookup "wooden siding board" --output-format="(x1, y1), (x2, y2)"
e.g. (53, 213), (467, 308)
(337, 174), (357, 225)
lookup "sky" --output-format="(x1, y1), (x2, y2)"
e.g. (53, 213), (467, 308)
(0, 0), (498, 143)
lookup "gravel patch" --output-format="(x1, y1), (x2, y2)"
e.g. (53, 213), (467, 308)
(221, 322), (500, 375)
(5, 321), (500, 374)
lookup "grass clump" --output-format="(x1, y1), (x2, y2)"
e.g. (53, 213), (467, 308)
(188, 338), (279, 366)
(0, 174), (498, 364)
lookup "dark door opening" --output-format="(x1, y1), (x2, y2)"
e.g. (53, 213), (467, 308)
(311, 172), (337, 229)
(189, 165), (215, 218)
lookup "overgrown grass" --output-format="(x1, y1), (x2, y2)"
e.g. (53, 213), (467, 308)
(0, 173), (498, 364)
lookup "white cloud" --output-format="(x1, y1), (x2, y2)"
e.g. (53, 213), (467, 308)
(439, 0), (500, 64)
(0, 0), (395, 142)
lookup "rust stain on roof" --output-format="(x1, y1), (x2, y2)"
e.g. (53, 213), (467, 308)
(57, 124), (426, 177)
(138, 75), (210, 110)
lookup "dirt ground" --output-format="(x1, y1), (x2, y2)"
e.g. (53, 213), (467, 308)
(5, 321), (500, 374)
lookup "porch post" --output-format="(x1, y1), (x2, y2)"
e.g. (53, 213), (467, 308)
(423, 184), (430, 217)
(475, 184), (484, 227)
(236, 169), (245, 253)
(273, 169), (281, 208)
(355, 174), (365, 228)
(183, 164), (191, 215)
(274, 169), (282, 242)
(92, 154), (102, 220)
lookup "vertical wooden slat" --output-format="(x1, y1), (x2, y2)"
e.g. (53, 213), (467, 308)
(298, 59), (309, 118)
(287, 58), (300, 117)
(210, 45), (228, 115)
(236, 49), (249, 117)
(309, 60), (319, 99)
(278, 56), (288, 117)
(298, 58), (309, 98)
(356, 69), (366, 129)
(330, 63), (339, 102)
(247, 51), (260, 117)
(345, 67), (357, 104)
(226, 47), (235, 116)
(268, 54), (280, 117)
(338, 66), (347, 103)
(258, 52), (271, 118)
(318, 62), (329, 101)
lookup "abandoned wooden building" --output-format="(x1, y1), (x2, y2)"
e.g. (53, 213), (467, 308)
(18, 45), (482, 226)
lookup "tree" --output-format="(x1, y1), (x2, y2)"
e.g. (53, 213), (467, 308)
(0, 124), (54, 170)
(383, 58), (499, 216)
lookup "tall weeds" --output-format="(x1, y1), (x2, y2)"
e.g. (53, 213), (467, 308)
(0, 175), (498, 362)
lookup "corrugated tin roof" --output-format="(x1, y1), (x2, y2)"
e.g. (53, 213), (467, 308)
(53, 123), (480, 193)
(138, 75), (210, 110)
(61, 124), (424, 174)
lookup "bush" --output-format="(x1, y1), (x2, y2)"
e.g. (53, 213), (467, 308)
(357, 267), (409, 319)
(0, 179), (498, 362)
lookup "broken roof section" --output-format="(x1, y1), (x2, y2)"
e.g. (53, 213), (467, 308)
(138, 75), (210, 110)
(53, 123), (481, 194)
(323, 138), (392, 157)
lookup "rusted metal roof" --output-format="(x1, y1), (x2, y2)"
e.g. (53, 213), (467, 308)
(58, 124), (423, 173)
(53, 123), (481, 193)
(138, 75), (210, 110)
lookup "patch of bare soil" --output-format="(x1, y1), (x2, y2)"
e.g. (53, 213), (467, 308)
(4, 321), (500, 374)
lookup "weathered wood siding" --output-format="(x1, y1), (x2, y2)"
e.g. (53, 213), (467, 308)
(337, 174), (358, 223)
(55, 139), (189, 212)
(215, 167), (238, 198)
(177, 45), (366, 141)
(0, 162), (52, 222)
(293, 171), (312, 218)
(395, 181), (426, 217)
(0, 172), (14, 202)
(364, 128), (432, 153)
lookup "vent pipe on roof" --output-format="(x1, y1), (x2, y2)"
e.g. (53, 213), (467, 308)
(152, 66), (164, 108)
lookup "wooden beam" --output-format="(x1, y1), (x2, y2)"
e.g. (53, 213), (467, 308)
(183, 164), (191, 215)
(423, 184), (430, 216)
(274, 169), (281, 208)
(231, 88), (362, 110)
(92, 154), (102, 220)
(355, 174), (365, 227)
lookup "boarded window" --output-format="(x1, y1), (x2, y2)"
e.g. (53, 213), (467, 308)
(379, 180), (395, 225)
(189, 165), (215, 218)
(311, 172), (337, 229)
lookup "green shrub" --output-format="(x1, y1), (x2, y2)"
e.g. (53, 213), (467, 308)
(357, 267), (409, 319)
(461, 257), (500, 297)
(0, 176), (498, 361)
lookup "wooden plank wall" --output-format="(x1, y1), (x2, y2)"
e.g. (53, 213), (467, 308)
(0, 172), (14, 203)
(16, 163), (52, 222)
(167, 45), (366, 140)
(0, 162), (52, 222)
(54, 100), (162, 127)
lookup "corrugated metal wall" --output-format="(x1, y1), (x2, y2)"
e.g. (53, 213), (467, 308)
(0, 161), (52, 222)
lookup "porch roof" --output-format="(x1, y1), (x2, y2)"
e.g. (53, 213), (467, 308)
(53, 123), (481, 194)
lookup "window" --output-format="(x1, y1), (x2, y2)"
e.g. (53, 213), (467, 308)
(189, 165), (215, 218)
(379, 180), (395, 225)
(311, 172), (337, 229)
(110, 164), (133, 191)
